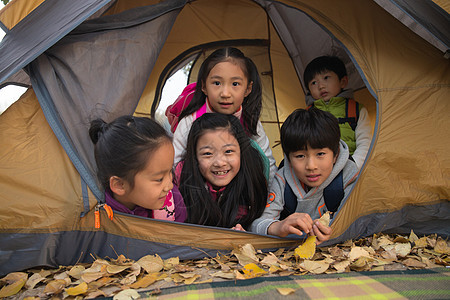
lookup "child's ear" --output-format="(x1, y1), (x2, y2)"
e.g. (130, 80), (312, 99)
(110, 176), (126, 196)
(340, 76), (349, 89)
(244, 81), (253, 97)
(201, 82), (208, 96)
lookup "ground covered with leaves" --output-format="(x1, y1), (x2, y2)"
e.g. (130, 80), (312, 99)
(1, 230), (449, 299)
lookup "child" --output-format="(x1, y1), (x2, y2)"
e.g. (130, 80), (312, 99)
(304, 55), (371, 169)
(177, 113), (267, 230)
(171, 47), (277, 182)
(250, 108), (359, 244)
(89, 115), (186, 222)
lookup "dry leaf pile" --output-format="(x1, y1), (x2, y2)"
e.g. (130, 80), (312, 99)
(1, 230), (449, 299)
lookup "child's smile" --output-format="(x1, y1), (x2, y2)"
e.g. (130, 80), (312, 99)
(196, 128), (241, 189)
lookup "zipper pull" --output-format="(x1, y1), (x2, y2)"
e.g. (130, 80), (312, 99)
(94, 205), (100, 229)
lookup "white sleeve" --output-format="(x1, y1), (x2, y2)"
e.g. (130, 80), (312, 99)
(173, 116), (194, 164)
(253, 121), (278, 183)
(353, 106), (372, 169)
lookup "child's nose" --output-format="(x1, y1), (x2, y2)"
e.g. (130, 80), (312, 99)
(213, 154), (227, 166)
(220, 85), (231, 97)
(164, 173), (173, 191)
(306, 158), (317, 170)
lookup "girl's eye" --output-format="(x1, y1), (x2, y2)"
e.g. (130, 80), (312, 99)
(310, 81), (317, 86)
(317, 152), (326, 157)
(295, 154), (305, 159)
(232, 82), (240, 87)
(324, 75), (330, 80)
(213, 81), (220, 86)
(225, 149), (234, 154)
(201, 151), (212, 156)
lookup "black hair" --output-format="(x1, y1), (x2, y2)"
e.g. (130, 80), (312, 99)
(179, 113), (267, 229)
(303, 56), (347, 90)
(281, 108), (340, 158)
(178, 47), (262, 136)
(89, 115), (171, 190)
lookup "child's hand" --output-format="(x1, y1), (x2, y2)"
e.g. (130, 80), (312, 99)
(268, 213), (313, 237)
(231, 223), (246, 231)
(311, 219), (332, 245)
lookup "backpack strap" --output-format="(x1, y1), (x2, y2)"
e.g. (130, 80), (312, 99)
(338, 98), (359, 131)
(280, 182), (296, 220)
(280, 169), (345, 220)
(322, 170), (344, 213)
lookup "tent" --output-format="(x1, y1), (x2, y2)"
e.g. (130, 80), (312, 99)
(0, 0), (448, 276)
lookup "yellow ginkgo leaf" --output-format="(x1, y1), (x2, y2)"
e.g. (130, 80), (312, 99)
(66, 282), (88, 296)
(129, 273), (158, 289)
(241, 263), (267, 278)
(294, 236), (316, 259)
(277, 287), (296, 295)
(0, 272), (27, 298)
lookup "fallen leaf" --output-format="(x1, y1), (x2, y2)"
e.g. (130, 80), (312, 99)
(107, 264), (130, 274)
(318, 211), (331, 227)
(211, 271), (235, 279)
(25, 273), (45, 290)
(260, 252), (280, 267)
(81, 271), (104, 283)
(300, 260), (329, 274)
(402, 258), (426, 269)
(113, 288), (140, 300)
(332, 260), (350, 273)
(164, 257), (180, 269)
(348, 246), (370, 261)
(43, 279), (67, 295)
(241, 263), (267, 278)
(137, 255), (164, 273)
(183, 274), (200, 285)
(413, 237), (428, 248)
(434, 238), (450, 255)
(409, 230), (419, 243)
(294, 236), (316, 259)
(68, 265), (85, 279)
(0, 272), (27, 298)
(277, 287), (296, 295)
(66, 281), (88, 296)
(350, 256), (373, 271)
(232, 244), (259, 266)
(129, 273), (158, 289)
(383, 243), (411, 257)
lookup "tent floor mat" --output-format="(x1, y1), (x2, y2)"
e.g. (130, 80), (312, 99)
(135, 267), (449, 299)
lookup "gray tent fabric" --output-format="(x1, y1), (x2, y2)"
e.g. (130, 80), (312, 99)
(27, 0), (186, 201)
(256, 0), (368, 98)
(374, 0), (450, 55)
(0, 0), (113, 87)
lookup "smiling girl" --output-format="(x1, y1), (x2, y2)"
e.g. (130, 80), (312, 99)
(89, 115), (186, 222)
(177, 113), (267, 230)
